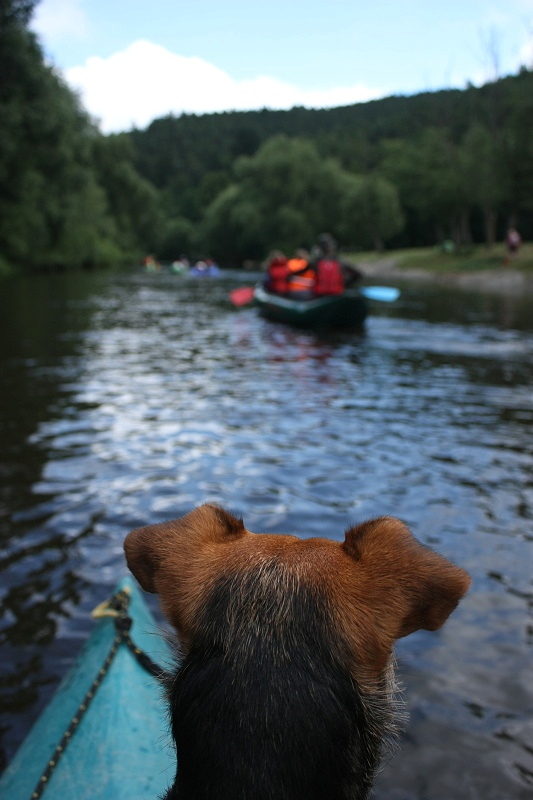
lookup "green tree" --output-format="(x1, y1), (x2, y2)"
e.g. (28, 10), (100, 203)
(382, 129), (466, 245)
(199, 136), (355, 263)
(499, 73), (533, 226)
(0, 1), (122, 270)
(338, 173), (404, 250)
(127, 70), (533, 249)
(0, 0), (163, 272)
(93, 133), (164, 256)
(157, 217), (195, 261)
(0, 0), (36, 30)
(459, 124), (502, 247)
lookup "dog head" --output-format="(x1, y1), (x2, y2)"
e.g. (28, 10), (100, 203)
(124, 504), (470, 683)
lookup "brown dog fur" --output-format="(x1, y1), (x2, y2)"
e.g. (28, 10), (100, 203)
(125, 504), (470, 799)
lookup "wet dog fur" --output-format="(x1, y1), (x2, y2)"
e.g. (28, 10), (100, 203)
(124, 504), (470, 800)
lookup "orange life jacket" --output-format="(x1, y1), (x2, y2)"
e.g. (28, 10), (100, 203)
(314, 258), (344, 296)
(287, 258), (314, 293)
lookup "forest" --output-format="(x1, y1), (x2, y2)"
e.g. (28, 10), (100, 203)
(1, 0), (533, 273)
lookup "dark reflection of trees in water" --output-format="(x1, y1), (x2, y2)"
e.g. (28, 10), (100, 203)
(0, 519), (90, 770)
(0, 274), (102, 770)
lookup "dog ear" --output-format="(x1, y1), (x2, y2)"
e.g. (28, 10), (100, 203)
(124, 522), (160, 592)
(124, 504), (245, 593)
(343, 516), (471, 639)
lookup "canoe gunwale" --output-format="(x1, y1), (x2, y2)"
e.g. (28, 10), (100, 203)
(0, 577), (175, 800)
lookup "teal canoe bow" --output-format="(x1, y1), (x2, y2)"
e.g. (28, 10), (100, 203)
(0, 578), (175, 800)
(253, 285), (368, 329)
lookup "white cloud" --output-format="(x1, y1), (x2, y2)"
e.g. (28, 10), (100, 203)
(519, 36), (533, 65)
(64, 40), (386, 133)
(31, 0), (88, 41)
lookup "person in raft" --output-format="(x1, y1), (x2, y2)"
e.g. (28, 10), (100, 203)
(308, 234), (362, 296)
(264, 249), (313, 296)
(264, 251), (290, 293)
(285, 249), (315, 299)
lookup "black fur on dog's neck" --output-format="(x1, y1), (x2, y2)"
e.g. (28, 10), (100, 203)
(161, 563), (400, 800)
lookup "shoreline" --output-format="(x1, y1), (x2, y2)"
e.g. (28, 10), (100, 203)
(357, 257), (533, 295)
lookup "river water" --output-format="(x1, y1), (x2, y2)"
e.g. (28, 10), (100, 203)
(0, 269), (532, 798)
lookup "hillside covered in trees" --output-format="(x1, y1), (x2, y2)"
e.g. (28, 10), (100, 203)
(2, 0), (533, 273)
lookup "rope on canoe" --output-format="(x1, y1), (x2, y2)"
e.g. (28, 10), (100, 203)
(30, 587), (170, 800)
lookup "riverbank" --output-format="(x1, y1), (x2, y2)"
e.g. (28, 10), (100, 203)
(353, 244), (533, 295)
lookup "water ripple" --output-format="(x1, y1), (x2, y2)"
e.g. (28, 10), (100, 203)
(0, 272), (532, 796)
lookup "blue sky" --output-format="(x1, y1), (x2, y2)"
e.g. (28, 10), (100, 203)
(31, 0), (533, 133)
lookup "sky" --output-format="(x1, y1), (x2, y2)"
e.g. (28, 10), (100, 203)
(31, 0), (533, 134)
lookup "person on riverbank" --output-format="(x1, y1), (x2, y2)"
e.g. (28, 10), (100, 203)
(505, 228), (522, 266)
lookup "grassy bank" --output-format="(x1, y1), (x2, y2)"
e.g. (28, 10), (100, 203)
(350, 243), (533, 274)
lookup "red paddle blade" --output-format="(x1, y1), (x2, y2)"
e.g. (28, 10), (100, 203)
(230, 287), (255, 306)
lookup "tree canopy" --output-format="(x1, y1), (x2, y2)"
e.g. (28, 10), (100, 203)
(0, 0), (163, 274)
(129, 70), (533, 262)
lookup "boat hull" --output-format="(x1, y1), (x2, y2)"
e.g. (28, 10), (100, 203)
(0, 578), (175, 800)
(253, 285), (368, 329)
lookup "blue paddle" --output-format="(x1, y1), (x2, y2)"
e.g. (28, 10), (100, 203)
(360, 285), (400, 302)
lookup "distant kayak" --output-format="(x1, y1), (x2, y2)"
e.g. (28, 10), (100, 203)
(0, 578), (174, 800)
(253, 285), (368, 329)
